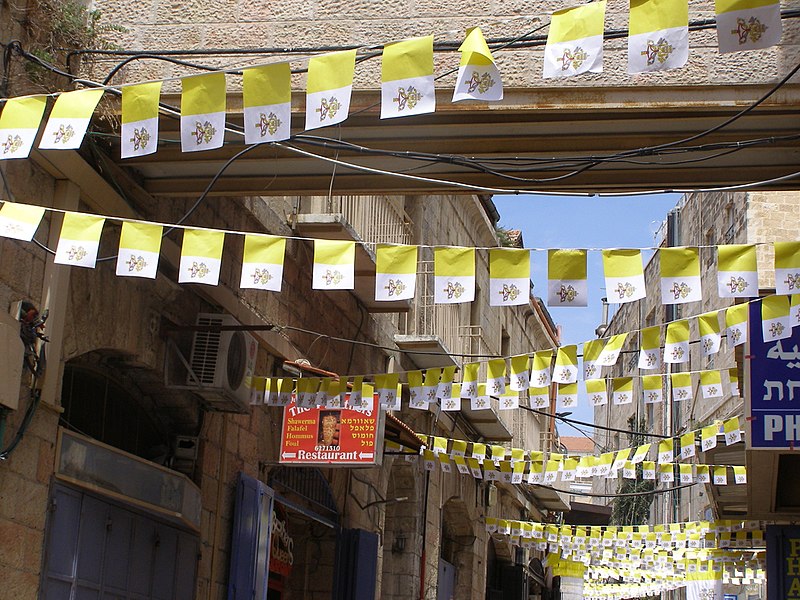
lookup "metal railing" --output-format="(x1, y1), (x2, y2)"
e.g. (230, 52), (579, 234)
(305, 195), (414, 245)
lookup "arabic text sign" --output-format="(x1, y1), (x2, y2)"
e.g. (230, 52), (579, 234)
(747, 301), (800, 449)
(279, 395), (384, 465)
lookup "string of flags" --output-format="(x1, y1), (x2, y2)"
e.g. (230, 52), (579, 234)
(2, 201), (800, 314)
(0, 0), (786, 160)
(484, 519), (765, 598)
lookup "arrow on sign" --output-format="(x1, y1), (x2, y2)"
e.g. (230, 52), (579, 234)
(282, 452), (297, 459)
(359, 452), (374, 460)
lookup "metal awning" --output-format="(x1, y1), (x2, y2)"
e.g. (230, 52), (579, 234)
(393, 334), (458, 370)
(460, 402), (513, 442)
(525, 484), (571, 512)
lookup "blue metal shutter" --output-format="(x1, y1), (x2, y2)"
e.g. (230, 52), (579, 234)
(333, 528), (379, 600)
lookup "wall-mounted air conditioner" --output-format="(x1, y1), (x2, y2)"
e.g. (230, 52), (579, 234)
(186, 313), (257, 413)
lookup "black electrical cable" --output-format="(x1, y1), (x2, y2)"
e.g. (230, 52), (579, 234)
(520, 404), (671, 439)
(527, 481), (696, 498)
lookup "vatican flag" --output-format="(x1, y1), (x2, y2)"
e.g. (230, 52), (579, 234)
(376, 244), (417, 301)
(679, 464), (694, 484)
(586, 378), (608, 407)
(509, 354), (530, 391)
(774, 241), (800, 295)
(121, 81), (162, 158)
(181, 73), (226, 152)
(434, 246), (475, 304)
(116, 221), (162, 279)
(638, 325), (662, 370)
(489, 248), (529, 306)
(529, 386), (550, 409)
(697, 311), (722, 356)
(530, 350), (553, 387)
(486, 358), (507, 396)
(557, 382), (578, 410)
(438, 366), (456, 399)
(612, 377), (634, 405)
(664, 319), (690, 364)
(642, 375), (663, 404)
(408, 370), (426, 409)
(499, 390), (520, 410)
(442, 384), (462, 411)
(680, 431), (696, 459)
(471, 384), (491, 411)
(179, 229), (225, 285)
(0, 202), (45, 241)
(243, 62), (291, 144)
(305, 50), (356, 130)
(0, 96), (46, 159)
(660, 247), (701, 304)
(547, 249), (588, 307)
(628, 0), (688, 73)
(598, 333), (628, 367)
(725, 302), (749, 346)
(313, 239), (355, 290)
(240, 234), (286, 291)
(582, 338), (604, 380)
(700, 370), (723, 399)
(631, 444), (650, 463)
(717, 244), (757, 297)
(671, 372), (693, 402)
(453, 27), (503, 102)
(39, 89), (104, 150)
(762, 295), (791, 341)
(423, 368), (441, 404)
(602, 249), (646, 303)
(54, 212), (105, 268)
(716, 0), (781, 53)
(657, 438), (674, 463)
(728, 367), (740, 397)
(381, 36), (435, 119)
(460, 362), (480, 399)
(724, 416), (742, 445)
(543, 1), (606, 78)
(553, 345), (579, 384)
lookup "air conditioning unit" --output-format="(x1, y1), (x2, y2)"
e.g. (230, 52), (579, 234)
(187, 313), (257, 413)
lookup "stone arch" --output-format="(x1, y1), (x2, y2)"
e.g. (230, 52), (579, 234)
(381, 459), (420, 600)
(440, 497), (478, 600)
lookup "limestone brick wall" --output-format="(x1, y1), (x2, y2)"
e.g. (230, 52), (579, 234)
(88, 0), (800, 93)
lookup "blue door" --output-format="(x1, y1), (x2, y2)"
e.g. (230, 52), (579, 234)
(436, 558), (456, 600)
(40, 484), (199, 599)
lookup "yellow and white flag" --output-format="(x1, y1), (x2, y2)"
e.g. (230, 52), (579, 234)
(543, 1), (606, 78)
(598, 333), (628, 367)
(376, 244), (417, 301)
(724, 302), (749, 347)
(603, 249), (646, 303)
(438, 365), (456, 399)
(660, 247), (701, 304)
(116, 221), (162, 279)
(713, 466), (728, 486)
(243, 62), (291, 144)
(39, 89), (104, 150)
(733, 465), (747, 484)
(381, 36), (435, 119)
(724, 416), (742, 445)
(642, 374), (663, 404)
(179, 229), (225, 285)
(586, 378), (608, 406)
(701, 424), (719, 452)
(529, 385), (550, 409)
(453, 27), (503, 102)
(408, 370), (427, 409)
(631, 444), (651, 463)
(728, 367), (740, 396)
(54, 212), (105, 268)
(509, 354), (530, 391)
(0, 201), (45, 241)
(434, 246), (475, 304)
(762, 295), (791, 341)
(700, 370), (723, 399)
(547, 249), (588, 307)
(530, 350), (553, 387)
(180, 73), (226, 152)
(657, 438), (674, 463)
(121, 82), (161, 158)
(671, 372), (693, 402)
(582, 338), (604, 379)
(443, 383), (461, 412)
(460, 362), (480, 399)
(775, 241), (800, 295)
(791, 294), (800, 328)
(499, 390), (520, 410)
(638, 325), (662, 370)
(305, 50), (356, 130)
(717, 244), (757, 297)
(241, 234), (286, 291)
(423, 368), (441, 404)
(313, 239), (355, 290)
(489, 248), (529, 306)
(553, 345), (579, 384)
(628, 0), (689, 73)
(557, 382), (578, 410)
(486, 358), (507, 396)
(716, 0), (781, 53)
(612, 377), (634, 405)
(664, 319), (690, 364)
(697, 311), (722, 356)
(658, 463), (674, 483)
(471, 383), (491, 411)
(0, 96), (47, 159)
(680, 431), (696, 459)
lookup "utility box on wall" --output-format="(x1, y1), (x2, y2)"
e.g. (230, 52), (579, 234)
(0, 310), (24, 410)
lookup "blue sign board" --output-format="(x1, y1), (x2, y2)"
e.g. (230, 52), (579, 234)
(748, 300), (800, 448)
(766, 525), (800, 600)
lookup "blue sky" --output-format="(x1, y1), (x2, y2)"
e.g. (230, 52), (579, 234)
(493, 194), (682, 426)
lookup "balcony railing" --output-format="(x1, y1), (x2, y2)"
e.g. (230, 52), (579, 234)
(299, 195), (413, 246)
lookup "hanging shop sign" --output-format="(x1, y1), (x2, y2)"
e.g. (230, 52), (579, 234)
(746, 300), (800, 449)
(766, 525), (800, 599)
(279, 394), (384, 466)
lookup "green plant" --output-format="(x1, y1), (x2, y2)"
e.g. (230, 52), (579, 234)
(610, 416), (656, 526)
